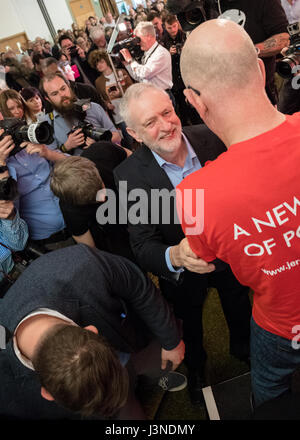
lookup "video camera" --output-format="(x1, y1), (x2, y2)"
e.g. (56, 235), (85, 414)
(166, 0), (218, 32)
(276, 22), (300, 79)
(0, 118), (54, 157)
(68, 99), (112, 146)
(112, 36), (143, 62)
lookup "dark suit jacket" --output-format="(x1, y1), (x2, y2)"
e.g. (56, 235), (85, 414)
(0, 244), (180, 419)
(114, 124), (227, 280)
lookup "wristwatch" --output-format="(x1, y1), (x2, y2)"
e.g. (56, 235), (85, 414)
(0, 165), (8, 173)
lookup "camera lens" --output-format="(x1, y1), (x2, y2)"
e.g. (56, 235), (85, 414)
(24, 122), (53, 144)
(185, 8), (205, 25)
(276, 57), (297, 79)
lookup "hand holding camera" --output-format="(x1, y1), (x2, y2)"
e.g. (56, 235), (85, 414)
(170, 45), (178, 55)
(65, 128), (86, 151)
(0, 199), (15, 220)
(20, 142), (49, 160)
(108, 85), (121, 100)
(0, 130), (15, 165)
(119, 48), (133, 64)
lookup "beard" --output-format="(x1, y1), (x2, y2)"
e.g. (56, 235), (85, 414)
(50, 89), (77, 121)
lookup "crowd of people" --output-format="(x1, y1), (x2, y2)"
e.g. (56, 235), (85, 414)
(0, 0), (300, 422)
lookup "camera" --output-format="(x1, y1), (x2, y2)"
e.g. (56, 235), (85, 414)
(0, 177), (18, 201)
(68, 121), (112, 144)
(108, 85), (118, 93)
(0, 118), (54, 157)
(113, 36), (143, 61)
(166, 0), (218, 32)
(69, 45), (79, 58)
(68, 99), (112, 146)
(276, 22), (300, 79)
(172, 43), (184, 55)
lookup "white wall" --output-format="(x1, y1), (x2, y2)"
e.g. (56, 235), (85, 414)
(44, 0), (74, 34)
(11, 0), (53, 41)
(0, 0), (24, 39)
(0, 0), (75, 43)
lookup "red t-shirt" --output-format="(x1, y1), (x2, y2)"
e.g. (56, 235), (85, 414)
(177, 113), (300, 340)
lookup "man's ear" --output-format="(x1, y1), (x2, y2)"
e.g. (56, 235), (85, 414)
(258, 58), (266, 87)
(41, 387), (55, 402)
(126, 127), (142, 143)
(184, 89), (208, 121)
(84, 325), (98, 334)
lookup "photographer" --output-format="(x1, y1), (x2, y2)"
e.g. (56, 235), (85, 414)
(88, 49), (134, 149)
(0, 89), (30, 121)
(277, 21), (300, 115)
(0, 135), (28, 293)
(0, 92), (68, 244)
(162, 14), (202, 125)
(167, 0), (289, 105)
(59, 34), (98, 86)
(40, 72), (122, 155)
(147, 11), (168, 43)
(120, 21), (173, 98)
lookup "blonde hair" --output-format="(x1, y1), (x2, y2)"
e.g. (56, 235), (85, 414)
(50, 156), (104, 205)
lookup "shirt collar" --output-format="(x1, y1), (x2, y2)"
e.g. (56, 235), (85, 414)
(144, 41), (158, 57)
(52, 109), (62, 118)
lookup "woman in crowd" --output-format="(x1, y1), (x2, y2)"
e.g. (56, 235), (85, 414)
(0, 89), (29, 121)
(88, 49), (134, 148)
(76, 36), (92, 54)
(20, 87), (45, 123)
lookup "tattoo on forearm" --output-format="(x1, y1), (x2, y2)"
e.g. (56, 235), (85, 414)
(264, 38), (277, 49)
(258, 34), (290, 56)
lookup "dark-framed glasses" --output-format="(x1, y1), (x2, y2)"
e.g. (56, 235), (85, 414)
(187, 85), (201, 96)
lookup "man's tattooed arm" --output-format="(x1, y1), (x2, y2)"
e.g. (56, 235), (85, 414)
(255, 33), (290, 58)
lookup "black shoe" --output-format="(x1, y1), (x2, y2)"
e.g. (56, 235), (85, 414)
(158, 371), (187, 392)
(188, 369), (206, 405)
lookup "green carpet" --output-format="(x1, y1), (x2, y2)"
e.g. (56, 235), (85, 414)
(138, 288), (251, 420)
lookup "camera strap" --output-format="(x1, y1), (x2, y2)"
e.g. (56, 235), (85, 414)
(49, 111), (61, 150)
(142, 43), (160, 65)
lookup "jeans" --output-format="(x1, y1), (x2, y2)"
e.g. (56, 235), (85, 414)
(251, 317), (300, 408)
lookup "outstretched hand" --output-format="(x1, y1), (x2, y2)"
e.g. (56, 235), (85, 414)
(161, 340), (185, 371)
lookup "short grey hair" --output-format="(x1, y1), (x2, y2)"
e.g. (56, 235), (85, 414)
(89, 25), (105, 42)
(119, 83), (169, 127)
(134, 21), (156, 38)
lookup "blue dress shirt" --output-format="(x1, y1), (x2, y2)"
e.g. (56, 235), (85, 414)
(0, 210), (28, 280)
(152, 134), (202, 273)
(44, 102), (117, 155)
(7, 151), (65, 240)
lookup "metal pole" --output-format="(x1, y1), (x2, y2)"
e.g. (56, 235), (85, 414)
(37, 0), (57, 40)
(107, 15), (126, 95)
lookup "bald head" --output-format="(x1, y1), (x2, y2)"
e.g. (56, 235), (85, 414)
(180, 19), (260, 94)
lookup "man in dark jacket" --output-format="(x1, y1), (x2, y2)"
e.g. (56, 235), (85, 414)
(114, 83), (252, 405)
(0, 244), (185, 420)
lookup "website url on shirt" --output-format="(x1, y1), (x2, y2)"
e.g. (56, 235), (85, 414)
(261, 259), (300, 276)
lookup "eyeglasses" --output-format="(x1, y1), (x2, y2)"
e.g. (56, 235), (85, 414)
(187, 85), (201, 96)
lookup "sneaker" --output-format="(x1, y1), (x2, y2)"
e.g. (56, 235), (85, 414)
(158, 371), (187, 392)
